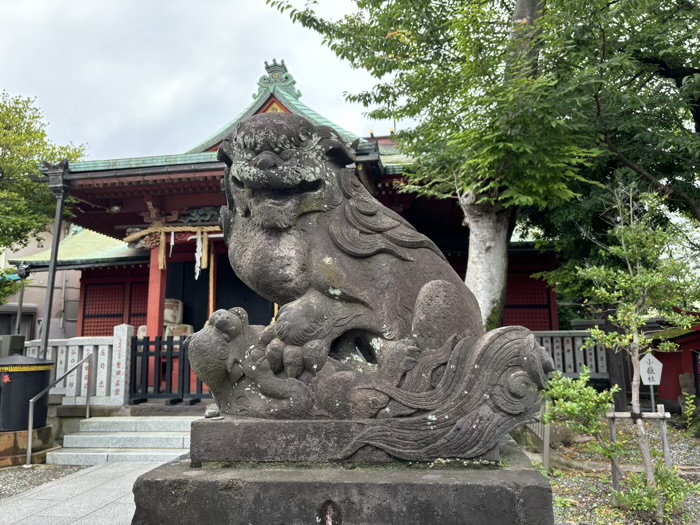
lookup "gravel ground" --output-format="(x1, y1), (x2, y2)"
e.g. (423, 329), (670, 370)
(550, 469), (700, 525)
(557, 417), (700, 468)
(0, 464), (86, 500)
(548, 417), (700, 524)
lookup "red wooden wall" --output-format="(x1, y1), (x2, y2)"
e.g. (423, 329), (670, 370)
(656, 331), (700, 403)
(503, 251), (559, 331)
(79, 266), (149, 336)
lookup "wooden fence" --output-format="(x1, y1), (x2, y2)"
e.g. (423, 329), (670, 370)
(129, 335), (211, 405)
(533, 330), (608, 379)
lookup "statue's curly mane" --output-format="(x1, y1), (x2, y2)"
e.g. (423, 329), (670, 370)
(330, 170), (447, 262)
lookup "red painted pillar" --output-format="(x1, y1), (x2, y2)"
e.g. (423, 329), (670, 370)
(146, 246), (166, 338)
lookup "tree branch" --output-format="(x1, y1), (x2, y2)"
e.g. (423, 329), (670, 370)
(604, 137), (700, 222)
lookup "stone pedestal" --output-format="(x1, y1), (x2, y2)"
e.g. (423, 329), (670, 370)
(132, 438), (553, 525)
(190, 417), (501, 464)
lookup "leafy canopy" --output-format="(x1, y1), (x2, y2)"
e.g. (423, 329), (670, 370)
(269, 0), (700, 221)
(267, 0), (600, 210)
(0, 91), (83, 250)
(523, 0), (700, 271)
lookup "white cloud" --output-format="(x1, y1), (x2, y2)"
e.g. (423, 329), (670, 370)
(0, 0), (396, 160)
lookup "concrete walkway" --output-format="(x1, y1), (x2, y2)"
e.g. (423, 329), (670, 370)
(0, 462), (162, 525)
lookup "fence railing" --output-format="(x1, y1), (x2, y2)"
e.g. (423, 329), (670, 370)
(24, 325), (132, 406)
(533, 330), (608, 379)
(129, 336), (211, 405)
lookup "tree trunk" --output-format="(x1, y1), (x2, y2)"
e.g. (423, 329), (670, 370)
(462, 200), (511, 330)
(630, 335), (662, 522)
(459, 0), (543, 330)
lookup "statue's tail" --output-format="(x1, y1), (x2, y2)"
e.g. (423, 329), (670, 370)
(340, 326), (554, 460)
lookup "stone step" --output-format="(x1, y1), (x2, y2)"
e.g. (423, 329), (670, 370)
(63, 431), (190, 449)
(79, 416), (200, 433)
(46, 447), (189, 465)
(1, 446), (61, 468)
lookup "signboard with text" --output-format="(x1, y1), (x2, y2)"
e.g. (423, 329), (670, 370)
(640, 353), (663, 386)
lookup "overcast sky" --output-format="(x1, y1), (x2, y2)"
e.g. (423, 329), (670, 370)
(0, 0), (393, 161)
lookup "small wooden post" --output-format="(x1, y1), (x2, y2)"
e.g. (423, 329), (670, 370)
(542, 404), (551, 472)
(609, 413), (620, 494)
(658, 404), (672, 468)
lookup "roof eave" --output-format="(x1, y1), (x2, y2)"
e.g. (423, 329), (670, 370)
(10, 256), (150, 272)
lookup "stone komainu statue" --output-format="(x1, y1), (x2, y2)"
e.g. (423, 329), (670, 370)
(185, 113), (553, 461)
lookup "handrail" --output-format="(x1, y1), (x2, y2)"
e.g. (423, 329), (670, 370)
(25, 351), (94, 467)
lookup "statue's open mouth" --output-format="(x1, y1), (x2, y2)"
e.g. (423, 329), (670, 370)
(240, 177), (325, 230)
(231, 175), (323, 197)
(237, 177), (324, 212)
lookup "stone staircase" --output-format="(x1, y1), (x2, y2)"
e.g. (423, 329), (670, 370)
(46, 416), (199, 465)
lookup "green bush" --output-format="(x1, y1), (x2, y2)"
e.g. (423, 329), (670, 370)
(682, 393), (700, 438)
(544, 367), (618, 447)
(615, 464), (700, 523)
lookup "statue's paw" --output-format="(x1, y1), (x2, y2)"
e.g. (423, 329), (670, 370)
(380, 339), (421, 385)
(396, 343), (421, 370)
(302, 340), (328, 374)
(282, 345), (304, 378)
(265, 338), (285, 374)
(260, 324), (277, 346)
(275, 301), (326, 346)
(242, 346), (273, 380)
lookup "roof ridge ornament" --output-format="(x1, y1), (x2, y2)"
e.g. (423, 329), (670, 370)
(255, 59), (302, 100)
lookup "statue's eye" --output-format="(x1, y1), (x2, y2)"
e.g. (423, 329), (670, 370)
(235, 148), (255, 161)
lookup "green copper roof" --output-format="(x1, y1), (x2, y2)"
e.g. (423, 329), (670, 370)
(377, 142), (412, 175)
(69, 152), (220, 173)
(187, 59), (360, 153)
(9, 228), (147, 268)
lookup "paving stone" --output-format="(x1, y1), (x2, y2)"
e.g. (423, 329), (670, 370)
(12, 515), (74, 525)
(47, 448), (187, 465)
(34, 488), (122, 517)
(72, 501), (136, 525)
(0, 498), (59, 524)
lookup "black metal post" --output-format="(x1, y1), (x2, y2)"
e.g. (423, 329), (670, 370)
(14, 286), (25, 335)
(39, 161), (70, 360)
(14, 263), (29, 336)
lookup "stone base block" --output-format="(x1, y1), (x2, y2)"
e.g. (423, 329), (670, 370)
(190, 417), (499, 464)
(132, 438), (553, 525)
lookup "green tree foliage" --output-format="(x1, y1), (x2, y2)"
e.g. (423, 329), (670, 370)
(540, 185), (700, 522)
(0, 91), (83, 305)
(267, 0), (598, 208)
(0, 91), (83, 250)
(523, 0), (700, 256)
(0, 270), (22, 307)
